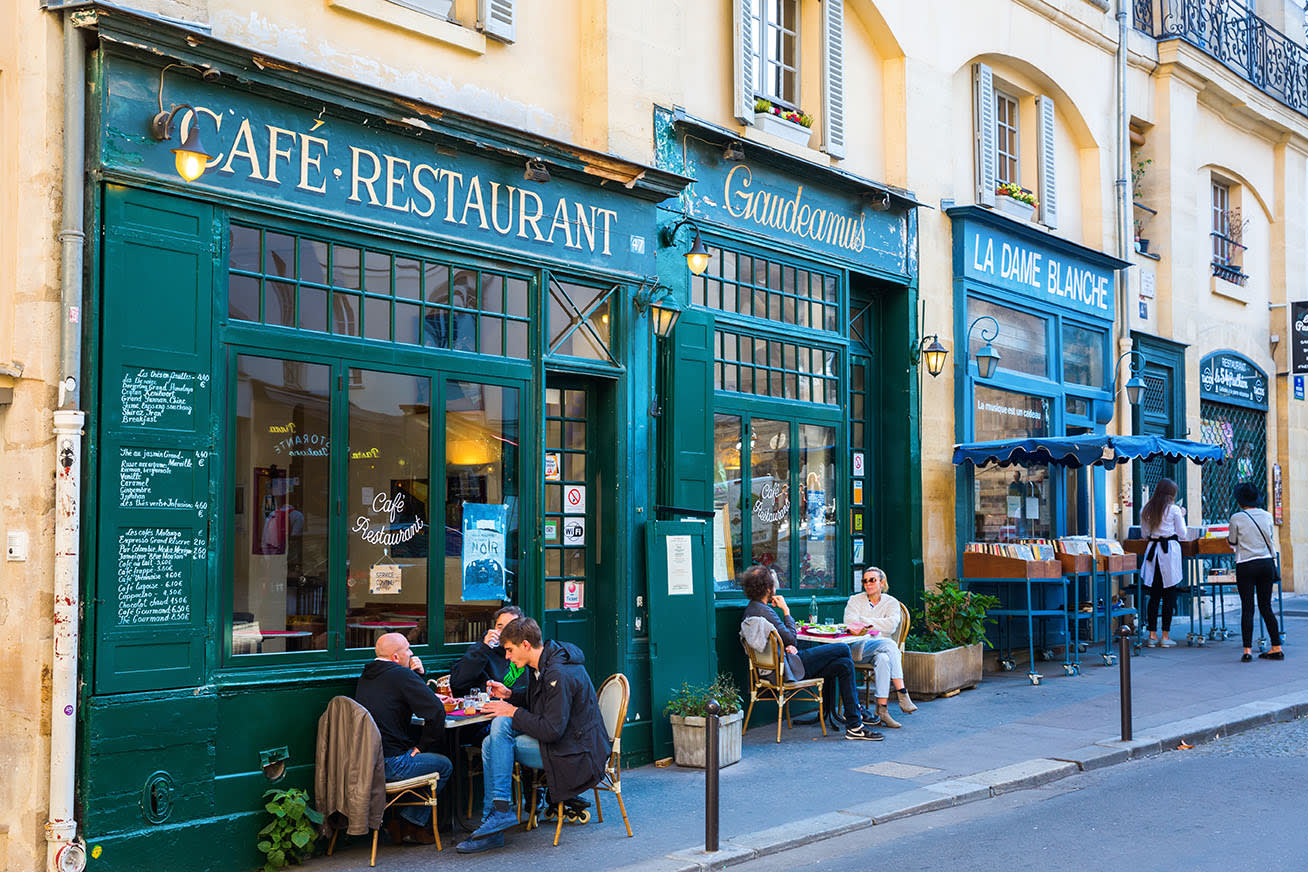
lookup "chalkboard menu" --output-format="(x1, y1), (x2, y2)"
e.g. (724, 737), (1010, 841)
(1292, 301), (1308, 375)
(119, 367), (207, 430)
(1200, 352), (1268, 408)
(116, 527), (201, 625)
(119, 447), (203, 510)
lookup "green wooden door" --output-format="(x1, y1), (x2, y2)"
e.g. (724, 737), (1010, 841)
(94, 185), (218, 693)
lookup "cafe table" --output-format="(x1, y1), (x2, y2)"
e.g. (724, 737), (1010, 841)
(412, 707), (495, 831)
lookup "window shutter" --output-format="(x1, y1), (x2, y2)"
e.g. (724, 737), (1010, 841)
(1037, 95), (1058, 228)
(663, 308), (714, 514)
(973, 63), (997, 207)
(732, 0), (755, 125)
(821, 0), (847, 159)
(477, 0), (515, 43)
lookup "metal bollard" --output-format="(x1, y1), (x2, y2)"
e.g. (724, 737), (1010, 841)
(705, 699), (721, 852)
(1117, 624), (1133, 741)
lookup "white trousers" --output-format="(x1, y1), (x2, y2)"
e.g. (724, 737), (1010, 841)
(854, 636), (903, 700)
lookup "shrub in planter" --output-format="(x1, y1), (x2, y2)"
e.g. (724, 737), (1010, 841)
(666, 674), (744, 768)
(903, 580), (999, 698)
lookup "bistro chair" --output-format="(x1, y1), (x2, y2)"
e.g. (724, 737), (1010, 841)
(592, 673), (634, 838)
(855, 602), (911, 709)
(740, 631), (826, 743)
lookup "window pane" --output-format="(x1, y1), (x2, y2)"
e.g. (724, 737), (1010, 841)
(332, 245), (360, 290)
(505, 320), (529, 358)
(506, 277), (529, 318)
(445, 382), (519, 644)
(229, 274), (260, 322)
(481, 274), (504, 313)
(713, 415), (744, 592)
(333, 292), (360, 336)
(425, 263), (450, 304)
(299, 238), (328, 285)
(395, 257), (421, 300)
(230, 225), (260, 272)
(1062, 322), (1106, 387)
(300, 287), (327, 332)
(364, 251), (390, 293)
(266, 281), (295, 328)
(452, 269), (478, 311)
(799, 425), (835, 590)
(231, 355), (331, 655)
(265, 232), (296, 279)
(750, 418), (791, 588)
(364, 296), (391, 342)
(347, 370), (431, 647)
(395, 303), (421, 345)
(968, 298), (1047, 378)
(973, 386), (1052, 541)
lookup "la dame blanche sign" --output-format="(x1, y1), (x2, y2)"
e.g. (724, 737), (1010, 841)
(102, 56), (652, 275)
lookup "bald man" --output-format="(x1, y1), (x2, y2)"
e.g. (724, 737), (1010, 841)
(355, 633), (452, 846)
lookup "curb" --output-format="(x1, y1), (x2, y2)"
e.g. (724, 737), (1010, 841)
(617, 691), (1308, 871)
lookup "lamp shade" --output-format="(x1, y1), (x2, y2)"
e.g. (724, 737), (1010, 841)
(650, 301), (682, 338)
(684, 230), (710, 276)
(976, 343), (1000, 379)
(922, 337), (949, 378)
(172, 124), (213, 182)
(1125, 373), (1145, 405)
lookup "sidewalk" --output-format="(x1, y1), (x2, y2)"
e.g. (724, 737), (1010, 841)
(316, 596), (1308, 872)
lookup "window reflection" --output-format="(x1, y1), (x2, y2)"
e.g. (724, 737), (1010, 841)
(799, 424), (836, 589)
(713, 415), (744, 592)
(972, 386), (1052, 541)
(969, 298), (1048, 378)
(231, 355), (331, 655)
(750, 418), (791, 587)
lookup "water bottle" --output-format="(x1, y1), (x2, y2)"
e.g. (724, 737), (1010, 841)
(809, 595), (818, 624)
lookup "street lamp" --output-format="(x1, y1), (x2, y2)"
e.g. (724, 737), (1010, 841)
(661, 218), (711, 276)
(633, 283), (683, 338)
(966, 315), (1001, 379)
(1113, 350), (1147, 406)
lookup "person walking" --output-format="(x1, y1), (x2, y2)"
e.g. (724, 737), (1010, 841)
(1228, 482), (1284, 662)
(1139, 478), (1190, 648)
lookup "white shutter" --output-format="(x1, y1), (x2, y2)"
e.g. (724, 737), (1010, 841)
(733, 0), (756, 125)
(478, 0), (515, 43)
(821, 0), (846, 159)
(973, 63), (997, 207)
(1037, 95), (1058, 228)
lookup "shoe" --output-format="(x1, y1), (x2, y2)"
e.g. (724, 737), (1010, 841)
(387, 818), (435, 845)
(894, 689), (918, 713)
(1145, 638), (1158, 648)
(470, 808), (518, 839)
(860, 708), (883, 728)
(1241, 653), (1253, 662)
(1159, 638), (1177, 648)
(455, 831), (505, 854)
(875, 704), (902, 729)
(845, 725), (884, 741)
(1258, 651), (1285, 660)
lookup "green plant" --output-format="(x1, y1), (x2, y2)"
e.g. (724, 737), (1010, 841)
(753, 97), (815, 128)
(995, 182), (1037, 207)
(1131, 157), (1152, 197)
(257, 787), (322, 872)
(905, 579), (999, 652)
(665, 674), (743, 718)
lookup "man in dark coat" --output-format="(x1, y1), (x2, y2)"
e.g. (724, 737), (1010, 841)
(448, 605), (530, 697)
(455, 617), (608, 853)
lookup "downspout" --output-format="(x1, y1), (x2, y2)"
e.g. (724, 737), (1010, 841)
(1114, 0), (1133, 534)
(47, 11), (88, 872)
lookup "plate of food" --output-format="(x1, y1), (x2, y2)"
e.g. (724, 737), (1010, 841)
(801, 623), (848, 637)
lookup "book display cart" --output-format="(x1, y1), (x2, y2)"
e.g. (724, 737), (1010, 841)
(1059, 551), (1140, 665)
(960, 551), (1072, 685)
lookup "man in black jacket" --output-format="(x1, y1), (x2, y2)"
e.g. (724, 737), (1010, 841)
(355, 633), (452, 846)
(455, 617), (608, 853)
(449, 605), (530, 697)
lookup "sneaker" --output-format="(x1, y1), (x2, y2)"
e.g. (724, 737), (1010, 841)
(1159, 638), (1177, 648)
(470, 808), (518, 839)
(1145, 638), (1159, 648)
(455, 831), (505, 854)
(845, 725), (884, 741)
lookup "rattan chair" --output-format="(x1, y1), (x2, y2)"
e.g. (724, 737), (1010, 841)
(592, 673), (634, 838)
(741, 631), (826, 742)
(855, 602), (911, 708)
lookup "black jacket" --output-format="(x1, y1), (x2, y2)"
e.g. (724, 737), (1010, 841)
(354, 660), (445, 758)
(510, 641), (609, 801)
(449, 642), (530, 698)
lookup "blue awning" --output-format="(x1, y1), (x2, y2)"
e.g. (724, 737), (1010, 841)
(951, 434), (1224, 469)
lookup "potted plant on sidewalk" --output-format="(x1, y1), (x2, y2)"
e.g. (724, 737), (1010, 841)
(903, 580), (998, 700)
(666, 674), (744, 768)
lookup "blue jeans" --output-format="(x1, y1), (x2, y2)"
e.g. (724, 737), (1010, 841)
(481, 715), (543, 815)
(383, 751), (453, 827)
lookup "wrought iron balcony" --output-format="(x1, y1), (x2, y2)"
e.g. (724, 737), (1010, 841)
(1210, 231), (1249, 286)
(1133, 0), (1308, 118)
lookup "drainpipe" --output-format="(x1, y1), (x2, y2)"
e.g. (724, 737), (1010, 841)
(47, 11), (87, 872)
(1114, 0), (1133, 533)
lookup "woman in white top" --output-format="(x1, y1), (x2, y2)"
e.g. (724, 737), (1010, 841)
(1228, 482), (1283, 662)
(844, 567), (916, 728)
(1139, 478), (1191, 648)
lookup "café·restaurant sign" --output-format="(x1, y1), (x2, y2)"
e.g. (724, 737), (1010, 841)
(101, 56), (652, 276)
(1201, 351), (1268, 409)
(959, 217), (1117, 321)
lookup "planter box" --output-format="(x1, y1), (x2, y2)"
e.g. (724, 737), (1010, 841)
(903, 642), (983, 699)
(995, 194), (1036, 222)
(670, 711), (743, 769)
(753, 111), (813, 147)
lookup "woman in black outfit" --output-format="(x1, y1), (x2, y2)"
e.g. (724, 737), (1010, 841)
(1228, 482), (1284, 662)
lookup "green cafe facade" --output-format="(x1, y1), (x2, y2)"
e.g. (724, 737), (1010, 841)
(74, 18), (922, 870)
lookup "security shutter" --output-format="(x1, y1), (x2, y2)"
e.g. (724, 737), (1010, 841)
(478, 0), (515, 43)
(821, 0), (847, 159)
(1037, 95), (1058, 228)
(973, 62), (997, 207)
(732, 0), (756, 125)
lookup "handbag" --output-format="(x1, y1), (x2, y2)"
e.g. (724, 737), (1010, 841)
(1240, 510), (1281, 581)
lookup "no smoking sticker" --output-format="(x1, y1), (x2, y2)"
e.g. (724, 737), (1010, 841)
(563, 484), (586, 515)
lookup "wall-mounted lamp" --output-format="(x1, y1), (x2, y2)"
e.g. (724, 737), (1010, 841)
(660, 218), (710, 275)
(865, 190), (892, 212)
(915, 335), (950, 378)
(148, 64), (218, 182)
(723, 140), (746, 162)
(524, 158), (551, 183)
(633, 283), (683, 338)
(1114, 349), (1147, 406)
(966, 315), (1001, 379)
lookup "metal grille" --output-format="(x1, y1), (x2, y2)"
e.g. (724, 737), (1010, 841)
(1200, 400), (1267, 524)
(1141, 372), (1167, 415)
(1133, 0), (1154, 32)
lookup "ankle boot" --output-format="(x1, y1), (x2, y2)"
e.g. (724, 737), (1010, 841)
(895, 689), (917, 713)
(875, 703), (901, 728)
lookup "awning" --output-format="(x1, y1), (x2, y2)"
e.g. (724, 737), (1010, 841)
(951, 434), (1224, 470)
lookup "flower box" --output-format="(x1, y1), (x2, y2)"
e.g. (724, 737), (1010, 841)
(902, 642), (983, 700)
(669, 711), (743, 768)
(753, 111), (813, 147)
(995, 193), (1036, 222)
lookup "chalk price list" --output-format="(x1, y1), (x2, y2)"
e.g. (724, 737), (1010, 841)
(116, 527), (203, 625)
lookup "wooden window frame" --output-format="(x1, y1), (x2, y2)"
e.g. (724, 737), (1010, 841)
(751, 0), (801, 108)
(995, 89), (1021, 186)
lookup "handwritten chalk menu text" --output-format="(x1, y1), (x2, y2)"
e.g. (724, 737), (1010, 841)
(120, 367), (208, 429)
(119, 447), (202, 510)
(116, 527), (200, 625)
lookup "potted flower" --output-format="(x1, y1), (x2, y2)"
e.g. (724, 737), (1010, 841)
(902, 580), (999, 699)
(995, 182), (1037, 221)
(665, 674), (744, 768)
(753, 98), (815, 147)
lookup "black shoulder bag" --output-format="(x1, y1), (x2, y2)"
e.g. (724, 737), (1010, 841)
(1240, 510), (1281, 582)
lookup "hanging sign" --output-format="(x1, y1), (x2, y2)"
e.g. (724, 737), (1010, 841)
(563, 580), (584, 610)
(1200, 352), (1268, 408)
(1292, 301), (1308, 374)
(666, 534), (694, 596)
(563, 485), (586, 515)
(369, 563), (402, 595)
(461, 503), (508, 601)
(563, 517), (586, 546)
(544, 453), (562, 482)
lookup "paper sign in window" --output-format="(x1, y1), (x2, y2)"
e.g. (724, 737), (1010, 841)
(666, 535), (694, 596)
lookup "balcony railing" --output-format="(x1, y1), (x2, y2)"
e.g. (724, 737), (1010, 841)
(1134, 1), (1308, 118)
(1211, 231), (1249, 286)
